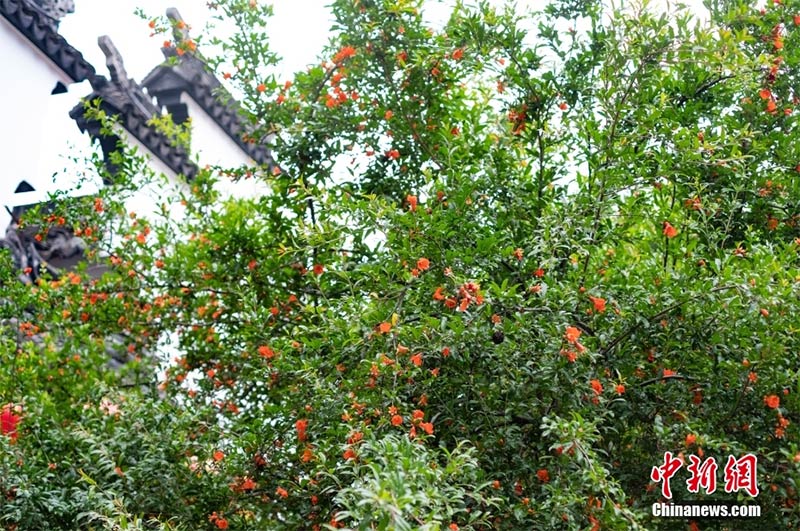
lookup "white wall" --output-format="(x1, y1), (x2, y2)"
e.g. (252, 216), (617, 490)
(182, 94), (268, 200)
(0, 18), (99, 226)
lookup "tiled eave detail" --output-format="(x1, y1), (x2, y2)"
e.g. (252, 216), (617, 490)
(143, 53), (274, 168)
(0, 0), (94, 82)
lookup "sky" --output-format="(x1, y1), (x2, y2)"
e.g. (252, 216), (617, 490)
(58, 0), (336, 87)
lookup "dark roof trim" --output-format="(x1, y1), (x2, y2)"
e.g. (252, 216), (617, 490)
(141, 8), (276, 168)
(0, 0), (95, 82)
(70, 36), (197, 180)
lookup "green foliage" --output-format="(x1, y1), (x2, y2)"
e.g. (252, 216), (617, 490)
(2, 0), (800, 529)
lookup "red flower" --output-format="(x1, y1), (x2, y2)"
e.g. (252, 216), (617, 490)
(296, 419), (308, 441)
(536, 469), (550, 482)
(391, 414), (403, 426)
(410, 353), (422, 367)
(258, 345), (275, 359)
(276, 486), (289, 498)
(564, 326), (581, 344)
(451, 47), (464, 60)
(343, 448), (356, 460)
(588, 296), (606, 313)
(420, 421), (434, 434)
(513, 248), (523, 261)
(615, 384), (625, 395)
(332, 45), (356, 64)
(213, 450), (224, 462)
(662, 221), (678, 238)
(533, 268), (545, 278)
(590, 379), (603, 396)
(416, 257), (430, 271)
(94, 197), (104, 213)
(313, 264), (324, 276)
(765, 395), (780, 409)
(1, 405), (21, 442)
(386, 149), (400, 160)
(685, 433), (696, 446)
(766, 99), (777, 113)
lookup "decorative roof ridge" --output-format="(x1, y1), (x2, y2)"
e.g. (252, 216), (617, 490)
(1, 0), (95, 82)
(141, 7), (276, 168)
(70, 35), (197, 180)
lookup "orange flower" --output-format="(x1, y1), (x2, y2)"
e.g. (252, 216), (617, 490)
(588, 296), (606, 313)
(412, 409), (425, 421)
(384, 110), (394, 120)
(767, 99), (777, 113)
(94, 197), (104, 213)
(378, 322), (392, 334)
(433, 287), (445, 300)
(558, 102), (568, 110)
(759, 88), (772, 100)
(765, 395), (780, 409)
(564, 326), (581, 344)
(662, 221), (678, 238)
(451, 47), (464, 60)
(416, 257), (430, 271)
(406, 194), (418, 212)
(533, 268), (545, 278)
(386, 149), (400, 160)
(241, 477), (257, 490)
(615, 384), (625, 395)
(258, 345), (275, 359)
(343, 448), (356, 460)
(420, 421), (434, 434)
(257, 83), (266, 93)
(685, 433), (696, 446)
(276, 486), (289, 498)
(491, 314), (501, 324)
(590, 379), (603, 396)
(391, 414), (403, 426)
(332, 45), (356, 63)
(410, 353), (422, 367)
(449, 524), (459, 531)
(513, 248), (523, 261)
(536, 469), (550, 482)
(296, 419), (308, 441)
(663, 368), (676, 377)
(213, 450), (224, 462)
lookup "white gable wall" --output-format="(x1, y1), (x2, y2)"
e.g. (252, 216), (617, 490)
(0, 18), (98, 226)
(181, 94), (268, 200)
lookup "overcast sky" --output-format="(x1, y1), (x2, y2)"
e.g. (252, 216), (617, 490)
(58, 0), (336, 85)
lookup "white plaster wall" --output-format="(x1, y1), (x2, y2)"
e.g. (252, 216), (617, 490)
(0, 19), (99, 226)
(182, 94), (269, 200)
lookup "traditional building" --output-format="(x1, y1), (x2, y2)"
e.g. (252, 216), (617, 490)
(1, 0), (274, 281)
